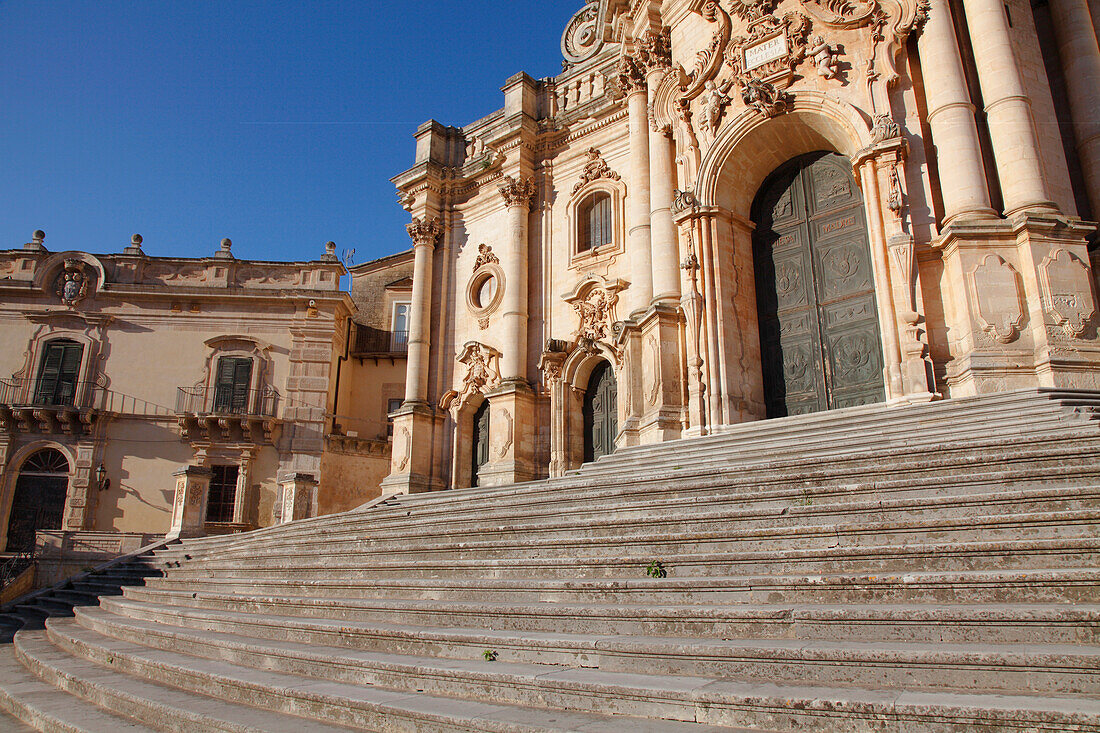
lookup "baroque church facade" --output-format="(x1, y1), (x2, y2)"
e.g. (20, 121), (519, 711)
(382, 0), (1100, 494)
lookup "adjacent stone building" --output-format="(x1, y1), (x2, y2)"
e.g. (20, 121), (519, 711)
(383, 0), (1100, 494)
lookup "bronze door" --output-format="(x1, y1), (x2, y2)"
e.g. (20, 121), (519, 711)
(583, 361), (617, 462)
(753, 151), (885, 418)
(471, 401), (490, 486)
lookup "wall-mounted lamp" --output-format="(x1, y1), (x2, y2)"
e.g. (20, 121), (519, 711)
(95, 463), (111, 492)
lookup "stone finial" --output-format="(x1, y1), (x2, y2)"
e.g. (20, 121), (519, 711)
(24, 229), (47, 252)
(320, 240), (339, 262)
(215, 237), (234, 259)
(124, 233), (145, 256)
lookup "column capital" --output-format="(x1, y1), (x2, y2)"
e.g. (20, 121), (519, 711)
(406, 216), (442, 248)
(497, 176), (537, 209)
(636, 27), (672, 73)
(614, 54), (649, 96)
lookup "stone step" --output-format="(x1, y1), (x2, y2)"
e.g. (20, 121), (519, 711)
(140, 567), (1100, 605)
(0, 648), (156, 733)
(165, 509), (1100, 573)
(73, 604), (1100, 696)
(109, 589), (1100, 647)
(103, 591), (1100, 648)
(37, 616), (1100, 732)
(23, 621), (737, 733)
(145, 537), (1100, 581)
(163, 483), (1100, 562)
(157, 448), (1100, 559)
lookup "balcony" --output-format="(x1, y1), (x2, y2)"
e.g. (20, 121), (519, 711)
(174, 385), (281, 443)
(0, 378), (104, 435)
(352, 325), (409, 359)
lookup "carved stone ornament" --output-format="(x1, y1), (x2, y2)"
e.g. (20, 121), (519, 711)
(614, 53), (648, 95)
(726, 12), (812, 90)
(808, 34), (841, 79)
(740, 77), (792, 118)
(497, 176), (537, 209)
(678, 1), (733, 101)
(671, 189), (701, 215)
(870, 113), (903, 143)
(439, 342), (503, 413)
(406, 217), (443, 247)
(56, 259), (90, 307)
(572, 148), (621, 194)
(572, 287), (617, 343)
(701, 79), (735, 137)
(561, 0), (604, 65)
(474, 243), (499, 269)
(887, 163), (905, 217)
(635, 27), (672, 72)
(967, 254), (1026, 344)
(799, 0), (878, 28)
(1039, 248), (1096, 338)
(730, 0), (782, 21)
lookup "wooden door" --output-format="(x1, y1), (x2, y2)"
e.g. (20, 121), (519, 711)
(5, 449), (69, 552)
(583, 361), (617, 462)
(753, 152), (885, 417)
(471, 401), (490, 486)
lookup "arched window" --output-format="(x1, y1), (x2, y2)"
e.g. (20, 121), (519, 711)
(5, 448), (70, 552)
(578, 193), (612, 253)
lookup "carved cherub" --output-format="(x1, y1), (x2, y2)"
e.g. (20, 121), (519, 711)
(701, 78), (734, 136)
(809, 35), (840, 80)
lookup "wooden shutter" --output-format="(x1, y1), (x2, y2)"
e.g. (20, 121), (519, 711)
(213, 357), (253, 413)
(34, 341), (83, 405)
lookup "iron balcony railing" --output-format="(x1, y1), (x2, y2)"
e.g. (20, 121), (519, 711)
(353, 325), (409, 356)
(174, 385), (280, 418)
(0, 378), (175, 416)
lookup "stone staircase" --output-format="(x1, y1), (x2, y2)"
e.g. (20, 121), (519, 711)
(2, 388), (1099, 731)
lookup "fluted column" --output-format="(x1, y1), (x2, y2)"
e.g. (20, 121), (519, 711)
(617, 55), (654, 313)
(917, 0), (997, 223)
(961, 0), (1057, 215)
(404, 217), (441, 404)
(1049, 0), (1100, 218)
(497, 176), (535, 380)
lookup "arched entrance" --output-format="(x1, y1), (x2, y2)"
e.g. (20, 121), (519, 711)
(470, 401), (490, 487)
(5, 448), (70, 552)
(752, 151), (885, 417)
(583, 360), (617, 462)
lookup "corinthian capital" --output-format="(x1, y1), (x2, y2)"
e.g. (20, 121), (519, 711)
(497, 176), (537, 209)
(636, 28), (671, 73)
(406, 217), (442, 247)
(613, 54), (648, 96)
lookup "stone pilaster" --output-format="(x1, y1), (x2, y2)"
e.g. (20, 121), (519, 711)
(617, 53), (654, 314)
(474, 381), (539, 487)
(917, 0), (997, 223)
(381, 402), (442, 494)
(497, 176), (535, 380)
(1048, 0), (1100, 219)
(278, 472), (317, 523)
(167, 465), (211, 539)
(960, 0), (1058, 215)
(635, 304), (684, 444)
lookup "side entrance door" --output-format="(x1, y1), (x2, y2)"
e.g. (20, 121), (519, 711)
(471, 401), (490, 486)
(753, 151), (886, 417)
(583, 361), (617, 462)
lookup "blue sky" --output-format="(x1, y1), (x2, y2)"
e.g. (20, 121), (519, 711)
(0, 1), (580, 265)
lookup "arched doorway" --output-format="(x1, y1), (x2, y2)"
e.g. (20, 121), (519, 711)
(470, 401), (490, 487)
(5, 448), (70, 552)
(583, 360), (617, 462)
(752, 151), (885, 417)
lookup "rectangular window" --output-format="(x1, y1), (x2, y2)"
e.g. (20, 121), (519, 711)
(212, 357), (253, 414)
(386, 397), (402, 437)
(205, 465), (239, 524)
(34, 340), (83, 406)
(391, 303), (410, 351)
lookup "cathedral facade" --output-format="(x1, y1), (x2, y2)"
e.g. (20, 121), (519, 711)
(383, 0), (1100, 493)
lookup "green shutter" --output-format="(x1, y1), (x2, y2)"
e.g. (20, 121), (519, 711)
(213, 357), (253, 414)
(34, 341), (83, 406)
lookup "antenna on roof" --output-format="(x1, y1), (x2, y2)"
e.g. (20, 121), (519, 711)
(342, 248), (356, 266)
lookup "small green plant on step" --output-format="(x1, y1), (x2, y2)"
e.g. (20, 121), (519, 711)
(482, 649), (497, 662)
(646, 560), (667, 578)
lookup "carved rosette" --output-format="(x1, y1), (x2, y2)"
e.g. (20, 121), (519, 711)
(406, 217), (442, 248)
(497, 176), (537, 209)
(572, 148), (621, 194)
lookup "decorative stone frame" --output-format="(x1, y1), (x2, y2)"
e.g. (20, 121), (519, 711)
(194, 335), (275, 415)
(32, 252), (108, 306)
(449, 391), (489, 490)
(0, 440), (79, 551)
(567, 178), (627, 268)
(194, 444), (260, 530)
(465, 263), (506, 331)
(553, 348), (622, 473)
(15, 312), (113, 404)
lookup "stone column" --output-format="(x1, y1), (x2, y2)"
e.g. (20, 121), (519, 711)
(641, 31), (681, 305)
(960, 0), (1057, 215)
(617, 55), (654, 314)
(279, 472), (316, 523)
(917, 0), (997, 223)
(497, 176), (536, 380)
(404, 217), (442, 404)
(1048, 0), (1100, 218)
(167, 465), (211, 539)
